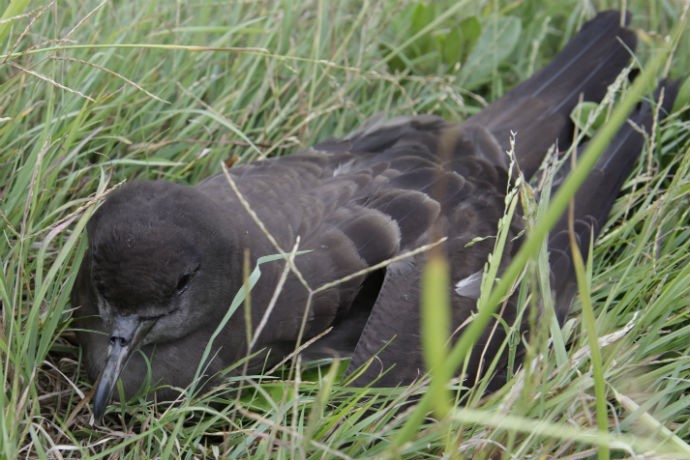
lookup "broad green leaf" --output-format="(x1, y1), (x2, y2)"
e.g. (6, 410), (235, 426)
(458, 15), (521, 89)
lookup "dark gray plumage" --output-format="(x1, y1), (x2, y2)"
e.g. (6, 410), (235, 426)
(71, 11), (677, 420)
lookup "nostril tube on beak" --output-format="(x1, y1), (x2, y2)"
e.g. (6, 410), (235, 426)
(110, 314), (139, 344)
(110, 336), (129, 347)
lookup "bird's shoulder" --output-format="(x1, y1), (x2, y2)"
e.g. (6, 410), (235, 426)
(195, 115), (514, 281)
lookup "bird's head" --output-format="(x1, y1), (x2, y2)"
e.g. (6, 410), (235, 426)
(82, 180), (240, 420)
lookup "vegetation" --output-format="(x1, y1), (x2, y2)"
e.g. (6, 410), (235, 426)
(1, 0), (689, 458)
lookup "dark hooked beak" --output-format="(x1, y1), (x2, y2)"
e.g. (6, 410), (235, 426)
(92, 313), (154, 421)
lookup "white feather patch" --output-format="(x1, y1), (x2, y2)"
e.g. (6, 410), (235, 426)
(332, 159), (355, 177)
(454, 270), (484, 299)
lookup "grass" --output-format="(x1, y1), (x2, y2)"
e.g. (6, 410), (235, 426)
(1, 0), (689, 458)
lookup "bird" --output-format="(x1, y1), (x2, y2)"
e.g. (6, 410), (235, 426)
(71, 10), (678, 421)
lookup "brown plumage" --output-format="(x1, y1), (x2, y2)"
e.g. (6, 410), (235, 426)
(71, 11), (677, 419)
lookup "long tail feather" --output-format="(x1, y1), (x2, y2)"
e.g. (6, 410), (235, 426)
(548, 80), (680, 317)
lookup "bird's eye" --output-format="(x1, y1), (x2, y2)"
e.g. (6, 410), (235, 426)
(175, 273), (193, 294)
(175, 265), (199, 295)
